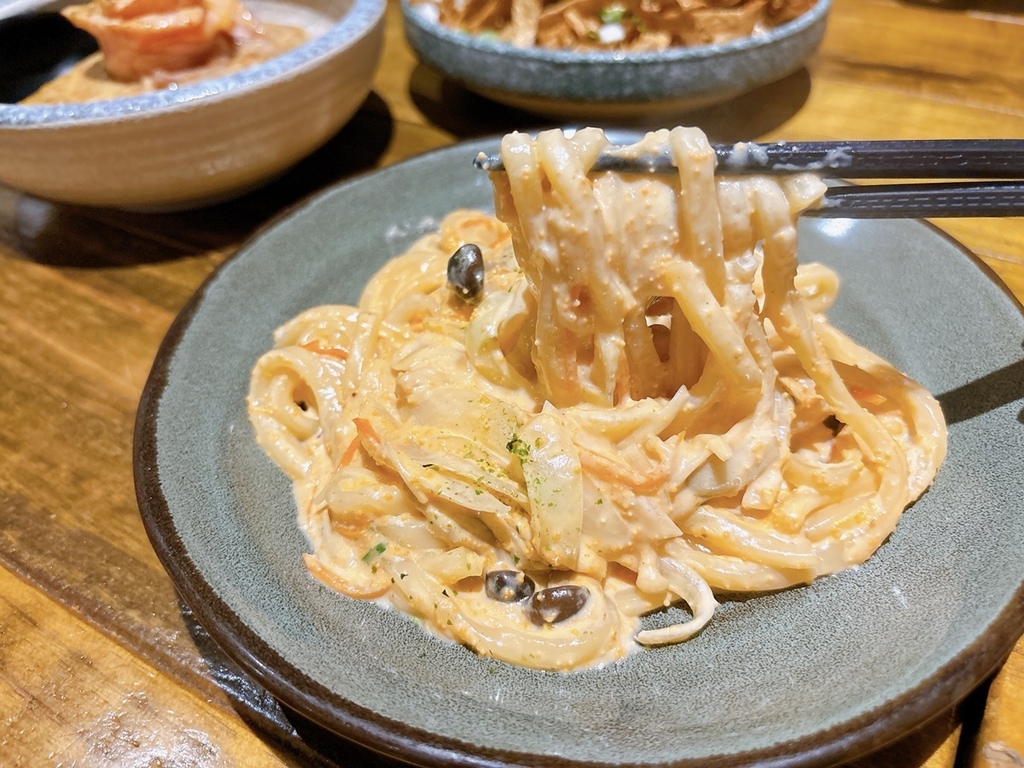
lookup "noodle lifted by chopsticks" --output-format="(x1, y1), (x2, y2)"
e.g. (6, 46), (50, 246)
(248, 127), (946, 671)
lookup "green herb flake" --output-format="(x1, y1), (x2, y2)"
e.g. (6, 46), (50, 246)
(361, 541), (387, 564)
(600, 4), (626, 23)
(506, 434), (530, 460)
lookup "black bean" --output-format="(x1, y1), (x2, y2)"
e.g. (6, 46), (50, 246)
(526, 585), (590, 625)
(447, 243), (484, 302)
(485, 570), (535, 603)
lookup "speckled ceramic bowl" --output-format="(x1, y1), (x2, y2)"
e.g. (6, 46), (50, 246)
(136, 134), (1024, 768)
(0, 0), (385, 210)
(401, 0), (830, 118)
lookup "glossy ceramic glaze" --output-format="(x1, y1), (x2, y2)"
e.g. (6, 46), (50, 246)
(0, 0), (385, 210)
(135, 135), (1024, 767)
(400, 0), (830, 118)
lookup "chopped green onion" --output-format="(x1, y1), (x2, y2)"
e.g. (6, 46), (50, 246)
(361, 541), (387, 563)
(600, 4), (627, 23)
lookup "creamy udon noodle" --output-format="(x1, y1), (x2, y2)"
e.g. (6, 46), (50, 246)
(248, 127), (947, 671)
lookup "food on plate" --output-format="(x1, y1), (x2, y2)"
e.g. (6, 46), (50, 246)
(247, 127), (947, 671)
(22, 0), (310, 103)
(411, 0), (818, 50)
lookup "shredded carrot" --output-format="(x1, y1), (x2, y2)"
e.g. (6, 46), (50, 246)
(353, 417), (383, 447)
(577, 446), (666, 493)
(303, 553), (390, 599)
(300, 340), (349, 360)
(848, 385), (885, 406)
(338, 435), (362, 467)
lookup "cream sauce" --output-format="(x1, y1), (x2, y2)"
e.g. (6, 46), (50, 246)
(22, 5), (317, 105)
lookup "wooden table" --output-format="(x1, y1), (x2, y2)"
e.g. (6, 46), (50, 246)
(2, 0), (1023, 765)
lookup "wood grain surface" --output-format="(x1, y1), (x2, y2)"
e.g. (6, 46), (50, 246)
(2, 0), (1023, 765)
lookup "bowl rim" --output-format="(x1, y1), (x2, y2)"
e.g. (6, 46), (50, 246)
(401, 0), (831, 64)
(0, 0), (386, 127)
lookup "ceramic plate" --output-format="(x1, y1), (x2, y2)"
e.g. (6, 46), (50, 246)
(135, 136), (1024, 767)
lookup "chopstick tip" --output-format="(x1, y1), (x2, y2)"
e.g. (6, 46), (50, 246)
(474, 152), (501, 171)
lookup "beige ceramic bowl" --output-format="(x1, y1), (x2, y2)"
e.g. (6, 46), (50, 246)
(0, 0), (385, 210)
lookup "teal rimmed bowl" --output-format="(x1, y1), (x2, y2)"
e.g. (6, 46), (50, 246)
(401, 0), (830, 119)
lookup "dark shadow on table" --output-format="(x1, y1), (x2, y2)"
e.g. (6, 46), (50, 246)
(842, 675), (993, 768)
(5, 92), (394, 269)
(407, 62), (554, 138)
(180, 599), (408, 768)
(407, 60), (813, 143)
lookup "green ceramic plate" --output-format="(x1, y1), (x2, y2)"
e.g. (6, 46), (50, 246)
(135, 135), (1024, 767)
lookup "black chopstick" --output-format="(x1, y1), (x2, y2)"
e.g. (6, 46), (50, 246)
(473, 139), (1024, 218)
(717, 139), (1024, 178)
(473, 139), (1024, 178)
(810, 181), (1024, 218)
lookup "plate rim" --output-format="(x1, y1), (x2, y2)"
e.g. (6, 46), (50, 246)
(134, 135), (1024, 768)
